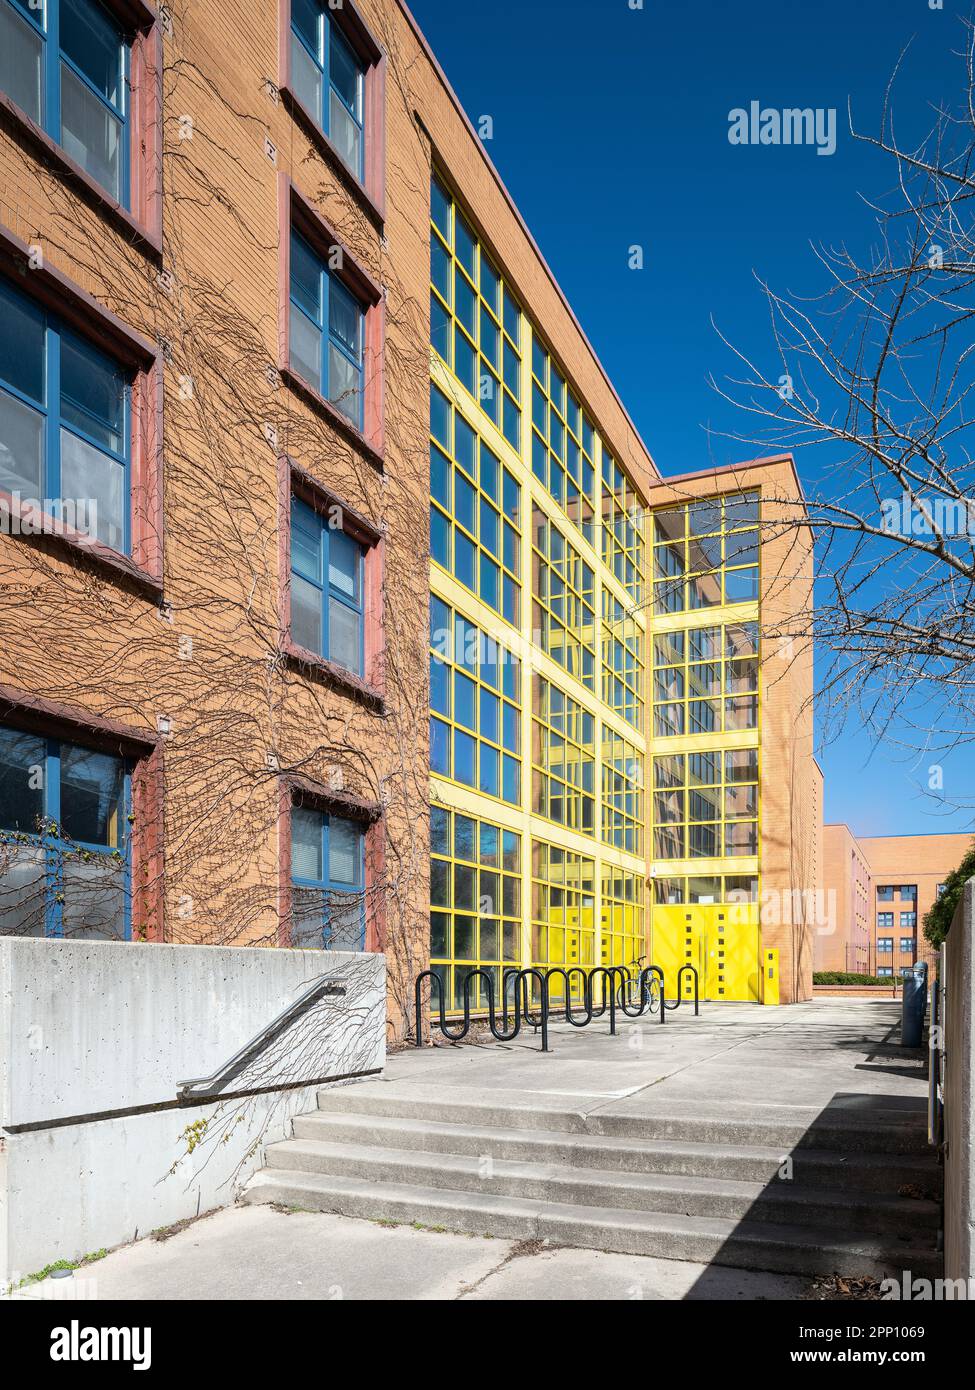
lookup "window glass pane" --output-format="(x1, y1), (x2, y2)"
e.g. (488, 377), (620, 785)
(292, 0), (320, 55)
(0, 280), (46, 404)
(292, 807), (324, 881)
(725, 567), (759, 603)
(60, 745), (124, 847)
(329, 277), (362, 360)
(328, 342), (360, 423)
(291, 31), (322, 123)
(290, 306), (322, 393)
(291, 573), (322, 653)
(430, 805), (450, 857)
(329, 23), (361, 116)
(328, 90), (361, 175)
(291, 499), (321, 580)
(291, 232), (322, 320)
(328, 529), (360, 600)
(455, 215), (476, 278)
(0, 390), (44, 495)
(60, 333), (124, 453)
(431, 178), (451, 241)
(60, 61), (122, 201)
(328, 596), (361, 673)
(0, 844), (46, 936)
(0, 726), (45, 834)
(430, 653), (450, 716)
(430, 717), (450, 775)
(430, 506), (450, 568)
(60, 0), (123, 107)
(60, 427), (124, 551)
(329, 816), (362, 886)
(0, 1), (43, 123)
(454, 729), (476, 786)
(61, 854), (125, 939)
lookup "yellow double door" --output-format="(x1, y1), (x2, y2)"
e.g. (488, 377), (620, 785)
(652, 903), (761, 1003)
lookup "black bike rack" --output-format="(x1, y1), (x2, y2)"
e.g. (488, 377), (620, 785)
(665, 964), (700, 1016)
(415, 962), (700, 1051)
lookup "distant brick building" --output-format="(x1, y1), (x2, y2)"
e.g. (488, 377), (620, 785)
(819, 827), (972, 977)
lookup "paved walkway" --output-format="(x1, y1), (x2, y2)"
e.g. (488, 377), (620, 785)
(390, 996), (927, 1123)
(12, 1205), (807, 1301)
(8, 1000), (926, 1301)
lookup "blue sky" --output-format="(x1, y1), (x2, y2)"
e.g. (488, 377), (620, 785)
(409, 0), (975, 838)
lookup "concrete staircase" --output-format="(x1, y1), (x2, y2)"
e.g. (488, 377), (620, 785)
(243, 1080), (943, 1279)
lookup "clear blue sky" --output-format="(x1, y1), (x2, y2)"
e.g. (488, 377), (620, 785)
(409, 0), (975, 839)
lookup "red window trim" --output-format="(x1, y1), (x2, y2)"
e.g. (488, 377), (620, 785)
(276, 775), (385, 952)
(0, 2), (163, 256)
(277, 454), (386, 706)
(0, 681), (166, 943)
(0, 221), (165, 597)
(277, 175), (386, 466)
(277, 0), (387, 225)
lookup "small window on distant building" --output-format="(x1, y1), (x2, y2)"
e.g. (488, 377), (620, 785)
(899, 885), (917, 901)
(877, 885), (895, 901)
(877, 913), (893, 930)
(877, 937), (893, 954)
(900, 937), (914, 953)
(900, 911), (916, 929)
(877, 966), (893, 978)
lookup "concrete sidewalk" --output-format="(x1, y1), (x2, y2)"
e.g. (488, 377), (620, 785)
(394, 999), (926, 1121)
(9, 1204), (808, 1301)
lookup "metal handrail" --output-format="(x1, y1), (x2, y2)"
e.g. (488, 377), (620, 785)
(177, 973), (347, 1101)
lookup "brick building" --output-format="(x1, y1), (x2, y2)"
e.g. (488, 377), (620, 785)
(0, 0), (820, 1026)
(819, 827), (972, 977)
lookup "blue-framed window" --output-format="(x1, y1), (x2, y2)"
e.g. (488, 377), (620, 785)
(0, 275), (130, 553)
(290, 496), (366, 674)
(289, 228), (366, 429)
(0, 0), (130, 206)
(291, 803), (365, 950)
(290, 0), (365, 181)
(0, 722), (131, 939)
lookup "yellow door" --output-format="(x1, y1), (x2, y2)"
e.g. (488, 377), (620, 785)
(651, 902), (761, 1002)
(708, 902), (761, 1002)
(651, 904), (705, 1001)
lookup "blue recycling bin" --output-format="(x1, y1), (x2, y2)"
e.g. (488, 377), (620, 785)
(901, 962), (928, 1048)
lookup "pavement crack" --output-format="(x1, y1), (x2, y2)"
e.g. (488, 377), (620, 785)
(455, 1229), (551, 1299)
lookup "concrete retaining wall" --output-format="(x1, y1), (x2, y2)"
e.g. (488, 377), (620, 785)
(944, 881), (975, 1283)
(0, 939), (385, 1286)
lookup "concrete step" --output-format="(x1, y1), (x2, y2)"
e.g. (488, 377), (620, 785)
(265, 1136), (940, 1236)
(315, 1082), (932, 1154)
(243, 1167), (941, 1280)
(292, 1111), (942, 1198)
